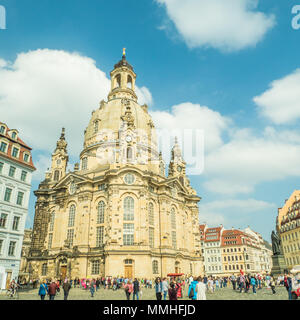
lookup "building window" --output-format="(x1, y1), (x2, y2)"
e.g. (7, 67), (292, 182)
(49, 212), (55, 232)
(23, 153), (29, 162)
(0, 126), (5, 134)
(12, 216), (20, 231)
(96, 226), (104, 247)
(8, 241), (16, 256)
(53, 170), (60, 181)
(125, 259), (133, 265)
(149, 227), (154, 248)
(124, 196), (134, 221)
(68, 205), (76, 227)
(124, 173), (135, 185)
(97, 201), (105, 224)
(0, 213), (8, 228)
(82, 157), (88, 170)
(98, 184), (106, 191)
(0, 162), (3, 174)
(4, 188), (12, 202)
(48, 233), (53, 249)
(9, 166), (16, 178)
(152, 260), (159, 274)
(42, 263), (48, 276)
(21, 171), (27, 182)
(0, 239), (3, 255)
(66, 229), (74, 247)
(123, 223), (134, 245)
(12, 147), (19, 158)
(91, 260), (100, 275)
(172, 231), (177, 249)
(16, 191), (24, 206)
(0, 142), (7, 153)
(148, 202), (154, 226)
(126, 147), (133, 161)
(171, 208), (176, 230)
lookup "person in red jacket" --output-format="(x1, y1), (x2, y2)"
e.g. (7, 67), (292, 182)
(48, 280), (58, 300)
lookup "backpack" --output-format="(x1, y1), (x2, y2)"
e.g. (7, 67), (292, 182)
(189, 287), (194, 299)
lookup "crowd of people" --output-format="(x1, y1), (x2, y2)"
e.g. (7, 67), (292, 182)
(14, 270), (299, 300)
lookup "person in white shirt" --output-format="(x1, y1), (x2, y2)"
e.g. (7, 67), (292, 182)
(195, 277), (207, 300)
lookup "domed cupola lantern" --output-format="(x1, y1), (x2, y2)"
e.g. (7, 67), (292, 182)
(108, 48), (138, 102)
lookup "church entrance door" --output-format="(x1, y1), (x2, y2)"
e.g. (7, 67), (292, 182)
(60, 266), (67, 280)
(124, 266), (133, 279)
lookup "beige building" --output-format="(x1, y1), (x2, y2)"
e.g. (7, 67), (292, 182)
(28, 52), (203, 280)
(278, 190), (300, 270)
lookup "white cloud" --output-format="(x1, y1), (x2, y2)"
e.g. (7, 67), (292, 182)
(151, 102), (230, 153)
(151, 100), (300, 195)
(199, 198), (276, 226)
(203, 127), (300, 194)
(0, 49), (152, 157)
(156, 0), (275, 52)
(136, 86), (153, 106)
(32, 153), (51, 182)
(254, 69), (300, 124)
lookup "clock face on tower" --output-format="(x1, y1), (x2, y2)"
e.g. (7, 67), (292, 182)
(126, 135), (132, 143)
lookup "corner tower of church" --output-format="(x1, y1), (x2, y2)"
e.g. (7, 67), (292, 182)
(28, 51), (203, 280)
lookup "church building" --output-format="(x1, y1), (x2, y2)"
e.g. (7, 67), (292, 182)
(28, 51), (203, 280)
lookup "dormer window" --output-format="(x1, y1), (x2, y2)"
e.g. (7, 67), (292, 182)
(12, 147), (19, 158)
(11, 132), (17, 140)
(0, 126), (5, 134)
(0, 142), (7, 153)
(23, 153), (30, 162)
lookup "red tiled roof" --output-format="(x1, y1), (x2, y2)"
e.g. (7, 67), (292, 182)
(0, 122), (36, 170)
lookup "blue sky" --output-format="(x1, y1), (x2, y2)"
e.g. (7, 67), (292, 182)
(1, 0), (300, 241)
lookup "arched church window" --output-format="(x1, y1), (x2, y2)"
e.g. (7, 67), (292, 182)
(152, 260), (159, 274)
(97, 201), (105, 224)
(53, 170), (60, 181)
(42, 263), (48, 276)
(127, 75), (132, 89)
(148, 202), (154, 226)
(115, 74), (121, 88)
(171, 208), (176, 229)
(68, 204), (76, 227)
(49, 212), (55, 232)
(82, 157), (88, 170)
(124, 196), (134, 221)
(127, 147), (133, 161)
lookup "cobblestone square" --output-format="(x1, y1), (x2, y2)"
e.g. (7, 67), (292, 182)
(0, 285), (292, 301)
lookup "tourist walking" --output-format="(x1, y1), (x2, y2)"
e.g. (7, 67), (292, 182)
(48, 280), (58, 300)
(38, 280), (48, 300)
(250, 276), (256, 294)
(155, 277), (163, 300)
(133, 278), (140, 300)
(188, 277), (198, 300)
(63, 279), (71, 300)
(90, 279), (96, 297)
(162, 278), (168, 300)
(270, 277), (276, 294)
(124, 281), (133, 300)
(195, 277), (207, 300)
